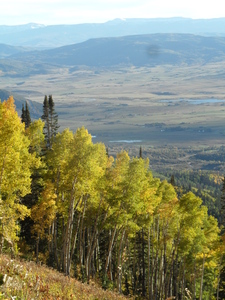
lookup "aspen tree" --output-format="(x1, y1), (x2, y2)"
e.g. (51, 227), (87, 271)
(47, 127), (107, 276)
(154, 180), (178, 299)
(20, 119), (45, 247)
(198, 215), (220, 300)
(0, 97), (38, 252)
(31, 181), (57, 262)
(44, 128), (74, 267)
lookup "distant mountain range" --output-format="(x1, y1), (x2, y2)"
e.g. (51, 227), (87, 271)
(1, 18), (225, 76)
(1, 33), (225, 76)
(1, 18), (225, 48)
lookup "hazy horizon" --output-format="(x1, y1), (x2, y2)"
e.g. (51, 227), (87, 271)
(0, 0), (224, 26)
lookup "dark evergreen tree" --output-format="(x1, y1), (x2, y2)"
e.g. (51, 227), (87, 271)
(106, 147), (109, 158)
(21, 101), (31, 129)
(25, 101), (31, 128)
(170, 174), (175, 186)
(21, 104), (26, 124)
(48, 95), (59, 141)
(42, 95), (50, 148)
(41, 95), (59, 149)
(20, 168), (44, 247)
(139, 146), (143, 159)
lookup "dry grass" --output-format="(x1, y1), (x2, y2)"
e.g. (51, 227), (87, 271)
(0, 254), (131, 300)
(2, 63), (225, 148)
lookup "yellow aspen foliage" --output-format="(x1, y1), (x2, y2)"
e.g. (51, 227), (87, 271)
(31, 181), (57, 240)
(107, 152), (159, 233)
(178, 192), (208, 255)
(25, 119), (45, 155)
(45, 129), (74, 217)
(0, 96), (37, 251)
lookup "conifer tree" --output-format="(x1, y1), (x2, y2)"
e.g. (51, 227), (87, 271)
(139, 146), (143, 158)
(170, 174), (175, 186)
(41, 95), (59, 149)
(25, 101), (31, 128)
(42, 95), (50, 148)
(21, 101), (31, 129)
(21, 103), (26, 124)
(48, 95), (59, 137)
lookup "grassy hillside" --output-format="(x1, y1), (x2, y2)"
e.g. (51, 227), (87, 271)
(0, 44), (28, 59)
(9, 34), (225, 69)
(0, 89), (42, 118)
(0, 254), (131, 300)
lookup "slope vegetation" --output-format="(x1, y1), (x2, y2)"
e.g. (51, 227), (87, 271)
(0, 254), (129, 300)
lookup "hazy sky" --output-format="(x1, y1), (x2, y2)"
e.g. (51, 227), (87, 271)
(1, 0), (224, 25)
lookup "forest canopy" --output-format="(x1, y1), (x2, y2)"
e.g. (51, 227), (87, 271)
(0, 96), (224, 300)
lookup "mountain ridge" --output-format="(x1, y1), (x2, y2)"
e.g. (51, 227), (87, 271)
(1, 17), (225, 48)
(4, 33), (225, 70)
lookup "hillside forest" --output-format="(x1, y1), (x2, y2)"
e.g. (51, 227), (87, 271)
(1, 95), (225, 300)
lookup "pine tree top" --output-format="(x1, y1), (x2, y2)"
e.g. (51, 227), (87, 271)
(21, 101), (31, 129)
